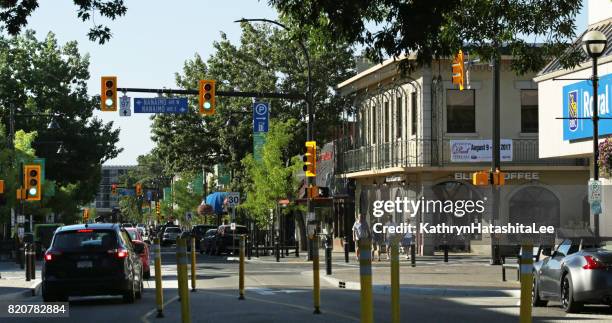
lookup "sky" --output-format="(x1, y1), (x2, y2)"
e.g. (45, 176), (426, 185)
(24, 1), (588, 166)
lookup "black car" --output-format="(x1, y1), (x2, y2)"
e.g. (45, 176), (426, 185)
(200, 229), (219, 255)
(187, 225), (217, 251)
(42, 223), (144, 303)
(215, 224), (248, 255)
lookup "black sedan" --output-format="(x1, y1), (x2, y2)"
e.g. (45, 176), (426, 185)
(533, 238), (612, 312)
(42, 223), (144, 303)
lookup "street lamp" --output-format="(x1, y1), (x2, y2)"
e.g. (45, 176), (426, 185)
(582, 29), (607, 240)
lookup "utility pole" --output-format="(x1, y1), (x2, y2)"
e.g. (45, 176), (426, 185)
(490, 48), (501, 265)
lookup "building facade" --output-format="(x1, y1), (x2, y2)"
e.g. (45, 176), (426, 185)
(335, 54), (590, 256)
(94, 165), (135, 215)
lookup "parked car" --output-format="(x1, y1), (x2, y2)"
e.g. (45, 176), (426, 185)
(532, 237), (612, 313)
(42, 223), (144, 303)
(162, 227), (181, 246)
(186, 225), (216, 251)
(215, 224), (248, 255)
(33, 223), (64, 259)
(125, 228), (150, 279)
(137, 227), (150, 243)
(200, 229), (219, 255)
(121, 223), (134, 228)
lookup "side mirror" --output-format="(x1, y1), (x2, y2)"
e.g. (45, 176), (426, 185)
(133, 242), (145, 254)
(541, 247), (552, 257)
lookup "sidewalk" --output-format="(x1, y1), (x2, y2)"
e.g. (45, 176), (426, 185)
(0, 260), (42, 301)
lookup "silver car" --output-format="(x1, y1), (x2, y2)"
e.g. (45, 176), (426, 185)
(533, 238), (612, 313)
(162, 227), (181, 245)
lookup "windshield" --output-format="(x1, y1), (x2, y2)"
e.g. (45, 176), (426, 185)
(126, 230), (138, 240)
(52, 230), (117, 251)
(166, 227), (181, 233)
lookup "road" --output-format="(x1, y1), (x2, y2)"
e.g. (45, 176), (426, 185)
(6, 245), (612, 322)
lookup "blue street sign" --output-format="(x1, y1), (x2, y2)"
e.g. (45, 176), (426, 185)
(134, 98), (189, 114)
(253, 102), (269, 133)
(119, 188), (135, 196)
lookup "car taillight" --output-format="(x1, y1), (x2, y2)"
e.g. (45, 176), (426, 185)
(116, 249), (128, 258)
(44, 251), (61, 262)
(583, 255), (605, 269)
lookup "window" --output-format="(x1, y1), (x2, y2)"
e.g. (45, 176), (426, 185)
(556, 240), (572, 257)
(521, 90), (538, 133)
(360, 111), (366, 145)
(446, 90), (475, 133)
(372, 105), (377, 144)
(396, 96), (402, 139)
(384, 101), (390, 142)
(411, 92), (417, 136)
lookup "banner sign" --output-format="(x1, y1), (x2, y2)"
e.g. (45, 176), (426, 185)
(563, 73), (612, 140)
(450, 139), (512, 162)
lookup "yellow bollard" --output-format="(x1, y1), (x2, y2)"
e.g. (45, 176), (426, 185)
(239, 235), (245, 300)
(176, 238), (191, 323)
(359, 239), (373, 323)
(390, 239), (400, 323)
(153, 238), (164, 318)
(519, 244), (533, 323)
(313, 236), (321, 314)
(191, 237), (197, 292)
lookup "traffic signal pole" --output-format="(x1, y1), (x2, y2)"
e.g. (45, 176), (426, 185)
(490, 51), (502, 266)
(115, 87), (304, 101)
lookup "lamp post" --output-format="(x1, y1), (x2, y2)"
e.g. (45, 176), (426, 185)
(582, 30), (608, 240)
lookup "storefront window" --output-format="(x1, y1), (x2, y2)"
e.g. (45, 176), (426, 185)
(446, 89), (475, 133)
(521, 90), (538, 133)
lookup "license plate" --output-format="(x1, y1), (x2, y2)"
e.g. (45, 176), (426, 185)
(77, 260), (93, 268)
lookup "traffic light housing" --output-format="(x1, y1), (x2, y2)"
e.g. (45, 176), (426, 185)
(83, 208), (89, 223)
(101, 76), (118, 111)
(111, 184), (117, 195)
(198, 79), (216, 115)
(472, 171), (489, 186)
(303, 141), (317, 177)
(156, 202), (161, 217)
(23, 164), (41, 201)
(135, 183), (142, 196)
(493, 169), (505, 186)
(452, 50), (465, 90)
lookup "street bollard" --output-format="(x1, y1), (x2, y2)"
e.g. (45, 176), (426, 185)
(18, 245), (24, 269)
(190, 237), (196, 292)
(410, 244), (416, 267)
(153, 238), (164, 318)
(239, 235), (245, 300)
(247, 238), (251, 260)
(312, 236), (321, 314)
(176, 238), (191, 323)
(519, 244), (533, 323)
(295, 243), (299, 258)
(444, 244), (449, 263)
(325, 236), (332, 275)
(30, 245), (35, 280)
(359, 239), (373, 323)
(275, 241), (280, 262)
(344, 237), (349, 263)
(25, 243), (31, 282)
(307, 239), (313, 261)
(390, 240), (400, 323)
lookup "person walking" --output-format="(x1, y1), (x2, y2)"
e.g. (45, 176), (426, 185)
(372, 226), (384, 261)
(401, 226), (413, 260)
(384, 216), (398, 260)
(352, 215), (370, 261)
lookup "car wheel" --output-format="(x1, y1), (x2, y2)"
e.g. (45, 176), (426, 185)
(532, 275), (548, 307)
(136, 276), (143, 300)
(123, 283), (136, 303)
(561, 273), (582, 313)
(42, 286), (57, 303)
(143, 269), (151, 279)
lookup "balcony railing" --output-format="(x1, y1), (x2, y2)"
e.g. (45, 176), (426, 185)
(338, 138), (588, 174)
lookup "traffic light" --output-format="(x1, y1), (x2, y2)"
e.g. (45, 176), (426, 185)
(111, 184), (117, 195)
(83, 208), (89, 223)
(493, 169), (505, 186)
(0, 180), (4, 194)
(198, 79), (216, 115)
(135, 183), (142, 196)
(101, 76), (118, 111)
(23, 164), (42, 201)
(303, 141), (317, 177)
(0, 180), (5, 206)
(451, 50), (465, 90)
(156, 202), (161, 217)
(472, 171), (489, 186)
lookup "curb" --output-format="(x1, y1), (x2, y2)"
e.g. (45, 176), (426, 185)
(0, 279), (42, 301)
(319, 274), (520, 298)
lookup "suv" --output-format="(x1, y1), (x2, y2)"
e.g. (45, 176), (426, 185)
(42, 223), (144, 303)
(215, 225), (248, 255)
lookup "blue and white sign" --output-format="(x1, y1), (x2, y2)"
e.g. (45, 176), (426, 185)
(253, 102), (270, 133)
(120, 95), (131, 117)
(563, 73), (612, 140)
(134, 98), (189, 114)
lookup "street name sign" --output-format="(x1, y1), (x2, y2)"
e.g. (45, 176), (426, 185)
(134, 98), (189, 114)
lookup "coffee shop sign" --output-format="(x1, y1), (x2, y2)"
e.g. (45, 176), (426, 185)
(454, 172), (539, 181)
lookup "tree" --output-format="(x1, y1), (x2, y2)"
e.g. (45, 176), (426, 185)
(0, 0), (127, 44)
(269, 0), (585, 73)
(0, 31), (122, 218)
(240, 119), (302, 228)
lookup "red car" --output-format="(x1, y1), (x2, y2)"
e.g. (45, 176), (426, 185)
(126, 228), (150, 279)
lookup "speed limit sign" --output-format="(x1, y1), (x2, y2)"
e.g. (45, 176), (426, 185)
(227, 192), (240, 206)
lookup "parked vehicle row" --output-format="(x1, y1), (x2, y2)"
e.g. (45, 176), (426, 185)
(199, 224), (248, 255)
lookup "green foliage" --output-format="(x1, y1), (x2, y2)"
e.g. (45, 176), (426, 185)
(13, 129), (36, 156)
(172, 174), (202, 224)
(270, 0), (585, 74)
(240, 119), (302, 228)
(0, 0), (127, 44)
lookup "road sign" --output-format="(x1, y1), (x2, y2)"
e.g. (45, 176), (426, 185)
(134, 98), (189, 114)
(120, 95), (131, 116)
(253, 132), (266, 162)
(227, 192), (240, 206)
(231, 222), (236, 231)
(253, 102), (269, 133)
(588, 179), (602, 203)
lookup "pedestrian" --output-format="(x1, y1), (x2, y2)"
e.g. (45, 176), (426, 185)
(384, 216), (397, 260)
(352, 215), (370, 261)
(401, 226), (413, 260)
(372, 226), (384, 261)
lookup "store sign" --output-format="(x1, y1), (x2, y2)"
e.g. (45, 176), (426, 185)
(563, 73), (612, 140)
(450, 139), (512, 162)
(454, 172), (539, 181)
